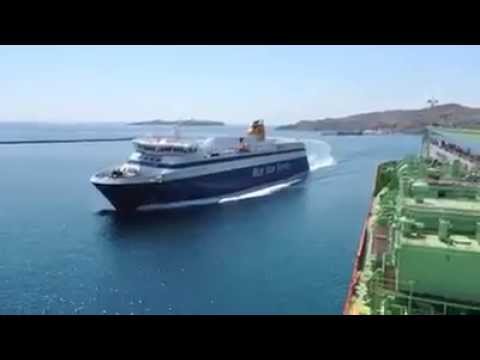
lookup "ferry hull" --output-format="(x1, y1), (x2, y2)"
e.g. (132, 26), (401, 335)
(92, 156), (309, 212)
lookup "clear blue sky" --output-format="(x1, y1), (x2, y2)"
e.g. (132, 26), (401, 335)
(1, 45), (480, 125)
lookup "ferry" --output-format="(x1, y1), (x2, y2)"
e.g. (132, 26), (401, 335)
(91, 120), (309, 212)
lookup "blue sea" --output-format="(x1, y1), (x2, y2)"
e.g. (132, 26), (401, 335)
(0, 123), (420, 314)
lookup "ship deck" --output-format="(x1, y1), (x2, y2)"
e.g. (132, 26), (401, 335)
(403, 197), (480, 212)
(400, 233), (480, 252)
(344, 167), (480, 314)
(344, 127), (480, 315)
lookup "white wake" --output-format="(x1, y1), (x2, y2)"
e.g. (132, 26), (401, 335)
(217, 137), (336, 204)
(272, 136), (336, 173)
(218, 178), (303, 204)
(308, 153), (336, 171)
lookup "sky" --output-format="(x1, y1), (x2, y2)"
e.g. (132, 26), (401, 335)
(1, 45), (480, 125)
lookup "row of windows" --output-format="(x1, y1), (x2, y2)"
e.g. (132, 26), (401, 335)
(136, 144), (197, 153)
(164, 146), (197, 153)
(141, 156), (163, 163)
(137, 145), (156, 151)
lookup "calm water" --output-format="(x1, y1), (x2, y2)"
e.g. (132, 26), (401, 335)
(0, 123), (420, 314)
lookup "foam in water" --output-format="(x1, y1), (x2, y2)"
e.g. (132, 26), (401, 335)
(218, 178), (303, 204)
(217, 134), (337, 204)
(308, 154), (336, 172)
(303, 138), (336, 172)
(272, 136), (336, 173)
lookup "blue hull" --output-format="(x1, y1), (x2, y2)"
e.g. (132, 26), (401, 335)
(93, 156), (309, 211)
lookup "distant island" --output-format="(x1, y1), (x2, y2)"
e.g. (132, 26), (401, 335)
(276, 104), (480, 134)
(129, 119), (225, 126)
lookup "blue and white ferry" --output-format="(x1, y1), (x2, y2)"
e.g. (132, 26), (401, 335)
(91, 120), (309, 211)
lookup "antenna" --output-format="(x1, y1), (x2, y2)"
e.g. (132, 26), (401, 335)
(427, 98), (439, 108)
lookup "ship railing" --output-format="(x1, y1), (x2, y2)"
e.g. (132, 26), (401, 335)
(343, 181), (376, 314)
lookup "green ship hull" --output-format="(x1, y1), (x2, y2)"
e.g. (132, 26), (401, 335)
(344, 127), (480, 315)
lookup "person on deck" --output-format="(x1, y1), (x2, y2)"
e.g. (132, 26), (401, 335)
(238, 137), (249, 152)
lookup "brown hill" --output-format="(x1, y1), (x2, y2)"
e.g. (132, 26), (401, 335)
(276, 104), (480, 133)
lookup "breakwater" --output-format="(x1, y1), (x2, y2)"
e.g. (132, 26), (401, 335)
(0, 137), (134, 145)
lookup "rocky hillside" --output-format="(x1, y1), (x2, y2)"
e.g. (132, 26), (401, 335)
(276, 104), (480, 133)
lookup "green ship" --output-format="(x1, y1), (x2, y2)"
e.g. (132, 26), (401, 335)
(344, 126), (480, 315)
